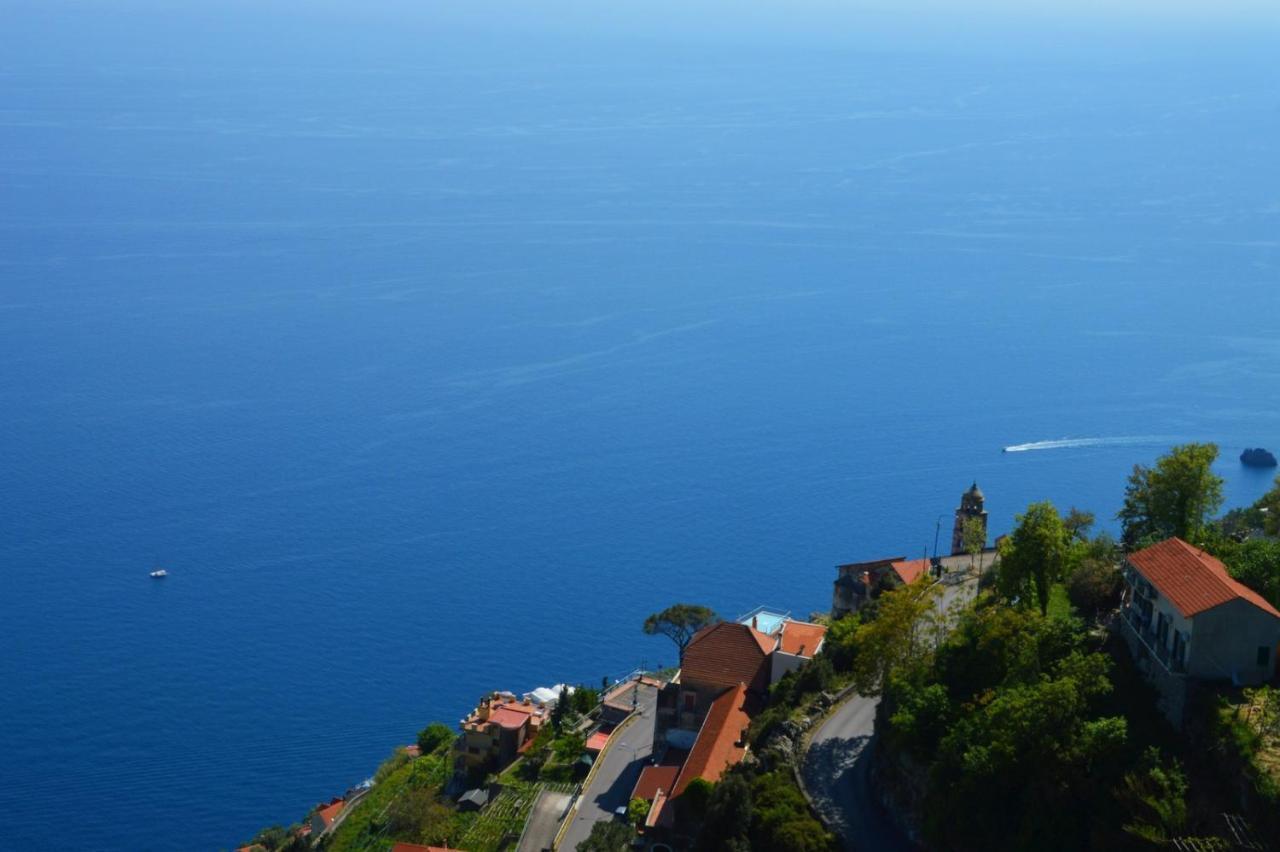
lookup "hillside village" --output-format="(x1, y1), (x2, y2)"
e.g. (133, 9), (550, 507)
(240, 444), (1280, 852)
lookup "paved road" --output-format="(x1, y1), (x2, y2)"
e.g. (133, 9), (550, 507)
(518, 788), (574, 852)
(559, 684), (657, 851)
(803, 574), (977, 852)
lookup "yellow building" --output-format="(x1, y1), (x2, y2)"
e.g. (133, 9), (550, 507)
(456, 692), (549, 774)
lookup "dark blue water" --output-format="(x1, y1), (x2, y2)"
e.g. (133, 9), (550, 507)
(2, 5), (1279, 849)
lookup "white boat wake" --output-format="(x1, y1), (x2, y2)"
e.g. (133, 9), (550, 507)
(1002, 436), (1177, 453)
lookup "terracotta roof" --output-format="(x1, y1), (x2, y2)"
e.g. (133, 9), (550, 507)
(673, 683), (751, 796)
(837, 556), (906, 572)
(681, 623), (772, 691)
(779, 620), (827, 658)
(647, 790), (675, 829)
(489, 706), (533, 729)
(316, 800), (344, 827)
(585, 729), (612, 752)
(391, 845), (466, 852)
(890, 559), (929, 585)
(633, 764), (681, 801)
(1128, 538), (1280, 619)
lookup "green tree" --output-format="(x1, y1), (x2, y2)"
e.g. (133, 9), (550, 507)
(550, 692), (567, 732)
(997, 501), (1071, 615)
(681, 777), (715, 822)
(1224, 538), (1280, 609)
(1118, 443), (1224, 547)
(386, 785), (455, 844)
(1118, 748), (1188, 844)
(847, 577), (944, 696)
(1259, 475), (1280, 536)
(1066, 555), (1122, 619)
(553, 731), (586, 764)
(627, 797), (651, 826)
(961, 515), (987, 572)
(696, 773), (753, 852)
(570, 684), (600, 716)
(416, 722), (455, 756)
(643, 603), (719, 662)
(751, 771), (835, 852)
(1063, 507), (1096, 542)
(576, 819), (633, 852)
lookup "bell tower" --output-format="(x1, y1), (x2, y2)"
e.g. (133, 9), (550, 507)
(950, 482), (988, 556)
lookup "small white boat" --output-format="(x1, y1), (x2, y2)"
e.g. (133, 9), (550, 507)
(150, 569), (168, 578)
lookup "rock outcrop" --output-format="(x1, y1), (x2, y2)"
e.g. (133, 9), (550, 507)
(1241, 448), (1278, 468)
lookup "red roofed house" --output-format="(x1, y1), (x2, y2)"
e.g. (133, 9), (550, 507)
(655, 621), (772, 751)
(889, 558), (930, 586)
(669, 683), (750, 797)
(309, 798), (345, 837)
(832, 557), (905, 618)
(770, 618), (828, 682)
(455, 692), (550, 775)
(1120, 537), (1280, 724)
(633, 683), (752, 836)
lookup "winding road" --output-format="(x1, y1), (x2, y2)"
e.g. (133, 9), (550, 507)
(802, 571), (978, 851)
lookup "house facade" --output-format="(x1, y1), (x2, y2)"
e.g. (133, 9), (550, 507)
(654, 621), (772, 750)
(831, 557), (906, 619)
(1119, 537), (1280, 725)
(455, 692), (550, 775)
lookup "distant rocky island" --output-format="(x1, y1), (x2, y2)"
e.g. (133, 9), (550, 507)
(1241, 447), (1278, 467)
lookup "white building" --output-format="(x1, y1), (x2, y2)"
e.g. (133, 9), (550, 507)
(1119, 537), (1280, 725)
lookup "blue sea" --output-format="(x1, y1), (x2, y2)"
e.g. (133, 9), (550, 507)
(2, 3), (1279, 849)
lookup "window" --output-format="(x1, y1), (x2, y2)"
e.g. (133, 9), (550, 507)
(1258, 646), (1271, 667)
(683, 692), (696, 711)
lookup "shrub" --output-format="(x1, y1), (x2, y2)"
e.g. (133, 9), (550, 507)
(1066, 557), (1122, 618)
(417, 722), (456, 756)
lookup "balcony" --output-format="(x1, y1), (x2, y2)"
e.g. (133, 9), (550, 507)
(1120, 605), (1186, 677)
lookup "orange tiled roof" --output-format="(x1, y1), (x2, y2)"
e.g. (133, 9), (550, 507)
(1129, 537), (1280, 619)
(316, 800), (344, 827)
(632, 764), (681, 801)
(391, 845), (466, 852)
(673, 683), (750, 796)
(488, 705), (533, 730)
(682, 623), (773, 691)
(586, 729), (613, 752)
(890, 559), (929, 585)
(837, 556), (906, 572)
(779, 620), (827, 658)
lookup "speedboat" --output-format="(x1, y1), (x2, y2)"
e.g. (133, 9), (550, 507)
(150, 569), (168, 578)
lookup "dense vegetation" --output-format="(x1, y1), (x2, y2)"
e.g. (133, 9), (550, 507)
(694, 769), (834, 852)
(865, 443), (1280, 850)
(881, 603), (1150, 849)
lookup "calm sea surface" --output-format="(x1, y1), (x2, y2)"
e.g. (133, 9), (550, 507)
(2, 7), (1279, 850)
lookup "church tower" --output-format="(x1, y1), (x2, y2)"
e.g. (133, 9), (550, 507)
(950, 482), (988, 556)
